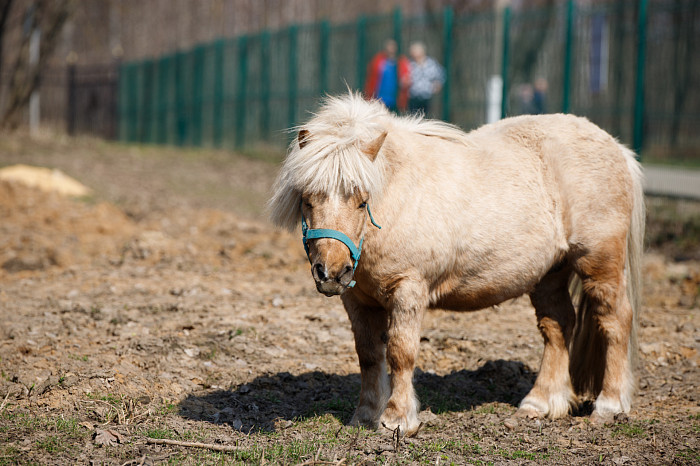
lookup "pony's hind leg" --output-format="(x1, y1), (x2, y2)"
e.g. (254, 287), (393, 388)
(342, 295), (390, 429)
(517, 264), (577, 419)
(571, 238), (635, 423)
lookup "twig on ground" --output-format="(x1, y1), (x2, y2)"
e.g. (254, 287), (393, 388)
(296, 460), (346, 466)
(392, 425), (401, 452)
(344, 427), (361, 455)
(146, 437), (239, 452)
(119, 455), (146, 466)
(0, 391), (10, 414)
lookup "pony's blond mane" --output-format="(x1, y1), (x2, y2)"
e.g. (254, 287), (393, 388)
(268, 92), (470, 231)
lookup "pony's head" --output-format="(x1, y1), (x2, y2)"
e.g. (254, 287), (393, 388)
(268, 94), (390, 295)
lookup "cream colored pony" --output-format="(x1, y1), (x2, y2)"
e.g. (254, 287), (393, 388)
(269, 93), (644, 435)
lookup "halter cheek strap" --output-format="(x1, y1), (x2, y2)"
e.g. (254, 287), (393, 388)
(301, 203), (381, 288)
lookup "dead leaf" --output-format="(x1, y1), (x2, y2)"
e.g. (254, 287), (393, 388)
(93, 428), (125, 446)
(190, 377), (206, 386)
(79, 421), (94, 430)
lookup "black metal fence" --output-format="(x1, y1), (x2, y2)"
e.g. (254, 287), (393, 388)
(66, 64), (119, 139)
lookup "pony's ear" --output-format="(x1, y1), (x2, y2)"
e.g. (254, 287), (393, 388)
(360, 131), (387, 161)
(298, 129), (310, 149)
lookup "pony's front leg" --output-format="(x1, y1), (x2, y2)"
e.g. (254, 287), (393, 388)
(342, 294), (390, 429)
(379, 282), (427, 436)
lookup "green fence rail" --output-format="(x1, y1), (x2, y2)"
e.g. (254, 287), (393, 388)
(119, 0), (700, 163)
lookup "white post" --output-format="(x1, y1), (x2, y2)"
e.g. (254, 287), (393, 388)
(486, 0), (509, 123)
(29, 28), (40, 136)
(486, 76), (503, 124)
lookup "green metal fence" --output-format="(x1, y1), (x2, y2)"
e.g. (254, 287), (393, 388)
(119, 0), (700, 163)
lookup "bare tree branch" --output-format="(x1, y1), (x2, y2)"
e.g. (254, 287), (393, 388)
(0, 0), (73, 129)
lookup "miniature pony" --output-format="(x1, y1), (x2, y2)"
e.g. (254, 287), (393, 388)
(269, 93), (644, 435)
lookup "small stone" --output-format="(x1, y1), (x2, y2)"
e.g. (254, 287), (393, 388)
(613, 456), (631, 465)
(418, 408), (439, 426)
(183, 347), (199, 358)
(275, 419), (293, 429)
(504, 417), (518, 430)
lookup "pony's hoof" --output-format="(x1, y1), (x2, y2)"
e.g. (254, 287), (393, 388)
(515, 398), (546, 419)
(514, 406), (542, 419)
(379, 413), (421, 437)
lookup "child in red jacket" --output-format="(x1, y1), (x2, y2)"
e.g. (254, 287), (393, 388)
(364, 39), (411, 112)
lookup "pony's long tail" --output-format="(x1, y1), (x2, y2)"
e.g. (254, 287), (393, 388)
(625, 151), (645, 373)
(568, 148), (644, 405)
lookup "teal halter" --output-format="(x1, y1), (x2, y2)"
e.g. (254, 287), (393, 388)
(301, 203), (381, 288)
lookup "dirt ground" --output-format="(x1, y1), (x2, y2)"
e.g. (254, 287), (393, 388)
(0, 133), (698, 465)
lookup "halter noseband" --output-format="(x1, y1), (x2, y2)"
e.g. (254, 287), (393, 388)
(301, 203), (381, 288)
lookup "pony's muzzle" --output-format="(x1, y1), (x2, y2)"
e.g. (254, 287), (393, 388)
(312, 262), (354, 296)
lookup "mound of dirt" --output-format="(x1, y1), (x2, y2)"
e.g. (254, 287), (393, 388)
(0, 179), (135, 274)
(0, 176), (305, 278)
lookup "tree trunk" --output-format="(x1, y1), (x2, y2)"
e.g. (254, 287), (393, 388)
(0, 0), (73, 129)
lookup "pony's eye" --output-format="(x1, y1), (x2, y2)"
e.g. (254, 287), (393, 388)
(359, 201), (367, 209)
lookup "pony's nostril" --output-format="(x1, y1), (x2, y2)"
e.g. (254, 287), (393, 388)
(314, 263), (328, 282)
(338, 265), (353, 281)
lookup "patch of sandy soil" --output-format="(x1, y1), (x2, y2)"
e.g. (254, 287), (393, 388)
(0, 164), (91, 197)
(0, 137), (698, 465)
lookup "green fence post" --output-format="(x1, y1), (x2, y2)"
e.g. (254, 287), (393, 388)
(235, 36), (248, 149)
(125, 63), (137, 142)
(356, 15), (367, 90)
(132, 63), (141, 142)
(192, 45), (205, 146)
(164, 56), (175, 145)
(142, 60), (154, 143)
(175, 51), (186, 146)
(562, 0), (574, 114)
(155, 57), (167, 144)
(633, 0), (648, 158)
(260, 31), (271, 140)
(131, 65), (139, 142)
(442, 6), (453, 121)
(319, 20), (330, 95)
(288, 24), (298, 130)
(501, 6), (511, 119)
(393, 7), (402, 52)
(212, 40), (224, 147)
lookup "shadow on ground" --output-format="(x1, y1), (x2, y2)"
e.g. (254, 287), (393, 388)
(178, 359), (536, 432)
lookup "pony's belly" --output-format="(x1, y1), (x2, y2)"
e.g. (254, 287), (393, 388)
(431, 287), (524, 312)
(427, 271), (541, 312)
